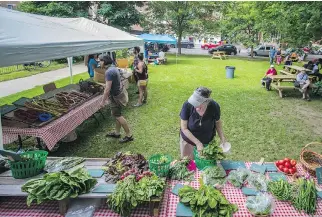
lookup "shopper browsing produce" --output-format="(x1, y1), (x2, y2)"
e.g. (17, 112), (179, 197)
(179, 87), (227, 159)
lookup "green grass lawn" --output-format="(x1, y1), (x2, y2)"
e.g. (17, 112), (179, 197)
(3, 55), (322, 162)
(0, 62), (67, 82)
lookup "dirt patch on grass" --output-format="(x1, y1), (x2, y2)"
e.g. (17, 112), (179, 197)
(295, 105), (322, 136)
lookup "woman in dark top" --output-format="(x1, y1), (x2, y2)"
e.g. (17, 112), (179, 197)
(179, 87), (227, 159)
(132, 47), (140, 94)
(134, 53), (148, 107)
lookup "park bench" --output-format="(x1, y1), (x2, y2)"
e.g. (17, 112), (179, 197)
(270, 82), (300, 98)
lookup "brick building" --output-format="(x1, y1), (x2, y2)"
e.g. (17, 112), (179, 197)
(0, 1), (20, 10)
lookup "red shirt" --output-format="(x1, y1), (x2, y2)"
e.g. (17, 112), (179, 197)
(266, 68), (277, 76)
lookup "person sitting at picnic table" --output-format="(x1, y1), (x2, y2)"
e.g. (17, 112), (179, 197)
(156, 50), (166, 64)
(276, 48), (282, 65)
(303, 61), (314, 70)
(269, 47), (277, 65)
(284, 55), (292, 66)
(261, 65), (277, 91)
(179, 87), (226, 160)
(296, 70), (311, 101)
(309, 60), (322, 81)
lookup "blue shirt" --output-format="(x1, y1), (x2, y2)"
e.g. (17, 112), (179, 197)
(88, 58), (98, 77)
(269, 49), (276, 57)
(180, 100), (221, 145)
(296, 72), (308, 84)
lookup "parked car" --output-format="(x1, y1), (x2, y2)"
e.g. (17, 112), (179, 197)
(208, 44), (237, 55)
(170, 41), (194, 49)
(247, 45), (274, 56)
(201, 42), (220, 50)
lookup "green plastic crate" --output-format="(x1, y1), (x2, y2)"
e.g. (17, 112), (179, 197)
(148, 154), (172, 177)
(8, 150), (48, 179)
(193, 147), (216, 170)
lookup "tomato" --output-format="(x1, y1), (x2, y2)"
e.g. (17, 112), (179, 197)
(275, 161), (280, 166)
(284, 158), (290, 163)
(292, 167), (297, 172)
(283, 168), (289, 174)
(278, 165), (284, 171)
(290, 160), (297, 166)
(278, 160), (284, 165)
(289, 168), (295, 174)
(284, 162), (291, 168)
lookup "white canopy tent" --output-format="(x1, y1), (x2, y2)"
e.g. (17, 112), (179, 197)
(0, 8), (144, 149)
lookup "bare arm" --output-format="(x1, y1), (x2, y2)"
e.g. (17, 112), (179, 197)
(180, 119), (204, 151)
(84, 55), (89, 66)
(136, 62), (144, 74)
(215, 120), (226, 144)
(100, 80), (112, 106)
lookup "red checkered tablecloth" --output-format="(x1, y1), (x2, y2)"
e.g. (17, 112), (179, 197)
(1, 163), (322, 217)
(2, 95), (103, 151)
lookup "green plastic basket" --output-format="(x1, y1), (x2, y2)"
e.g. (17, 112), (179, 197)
(8, 150), (48, 179)
(193, 147), (216, 170)
(148, 154), (172, 177)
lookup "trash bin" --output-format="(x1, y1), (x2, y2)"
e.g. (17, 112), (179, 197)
(225, 66), (235, 79)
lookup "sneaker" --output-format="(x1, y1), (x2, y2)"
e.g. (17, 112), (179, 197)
(133, 103), (143, 107)
(120, 136), (134, 143)
(143, 100), (147, 104)
(299, 88), (304, 93)
(106, 132), (121, 138)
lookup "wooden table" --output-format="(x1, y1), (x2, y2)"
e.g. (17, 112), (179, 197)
(281, 65), (317, 82)
(211, 51), (227, 60)
(0, 157), (163, 216)
(0, 157), (108, 215)
(270, 75), (298, 98)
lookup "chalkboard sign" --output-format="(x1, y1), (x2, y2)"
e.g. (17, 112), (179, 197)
(316, 167), (322, 185)
(250, 163), (266, 174)
(220, 160), (246, 170)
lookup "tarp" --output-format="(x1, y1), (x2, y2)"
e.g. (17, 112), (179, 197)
(0, 8), (143, 67)
(138, 34), (177, 44)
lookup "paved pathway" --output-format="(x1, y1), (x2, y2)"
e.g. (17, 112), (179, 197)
(0, 64), (87, 98)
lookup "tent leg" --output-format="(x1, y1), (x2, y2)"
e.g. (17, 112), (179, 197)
(67, 57), (73, 84)
(176, 47), (178, 66)
(0, 117), (3, 150)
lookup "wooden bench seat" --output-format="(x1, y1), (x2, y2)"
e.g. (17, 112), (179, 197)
(270, 83), (300, 98)
(279, 70), (294, 76)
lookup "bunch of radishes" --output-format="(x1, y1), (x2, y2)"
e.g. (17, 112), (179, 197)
(120, 168), (153, 181)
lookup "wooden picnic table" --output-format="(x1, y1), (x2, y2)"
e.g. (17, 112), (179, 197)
(284, 65), (311, 74)
(270, 75), (298, 98)
(211, 51), (227, 60)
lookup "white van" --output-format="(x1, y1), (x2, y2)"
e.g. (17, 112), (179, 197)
(247, 45), (275, 56)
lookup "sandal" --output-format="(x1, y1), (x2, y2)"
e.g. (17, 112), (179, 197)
(106, 132), (121, 138)
(119, 135), (134, 143)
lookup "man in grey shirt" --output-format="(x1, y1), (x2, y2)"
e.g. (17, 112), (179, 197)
(100, 55), (133, 143)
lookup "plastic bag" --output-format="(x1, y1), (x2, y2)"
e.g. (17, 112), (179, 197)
(247, 173), (268, 192)
(246, 193), (275, 215)
(65, 198), (101, 217)
(227, 168), (251, 188)
(202, 165), (226, 189)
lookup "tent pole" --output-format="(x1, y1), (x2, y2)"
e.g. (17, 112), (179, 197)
(0, 117), (3, 150)
(67, 57), (73, 84)
(176, 45), (178, 66)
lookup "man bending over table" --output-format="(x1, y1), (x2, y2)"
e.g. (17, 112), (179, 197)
(100, 55), (134, 143)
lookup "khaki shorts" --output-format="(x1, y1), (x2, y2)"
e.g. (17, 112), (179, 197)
(109, 96), (122, 117)
(180, 135), (194, 160)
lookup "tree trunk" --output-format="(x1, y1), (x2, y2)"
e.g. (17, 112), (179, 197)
(251, 45), (254, 58)
(178, 31), (182, 55)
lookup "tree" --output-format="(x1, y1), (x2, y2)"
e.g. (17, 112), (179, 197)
(18, 1), (143, 30)
(220, 2), (261, 57)
(144, 1), (221, 54)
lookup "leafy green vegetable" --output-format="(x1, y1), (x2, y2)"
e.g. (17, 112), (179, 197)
(103, 152), (148, 183)
(21, 168), (97, 206)
(178, 180), (238, 217)
(200, 143), (225, 161)
(202, 165), (226, 187)
(107, 174), (165, 217)
(168, 158), (194, 181)
(227, 168), (250, 188)
(246, 193), (273, 215)
(44, 157), (85, 173)
(247, 173), (268, 192)
(158, 155), (169, 164)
